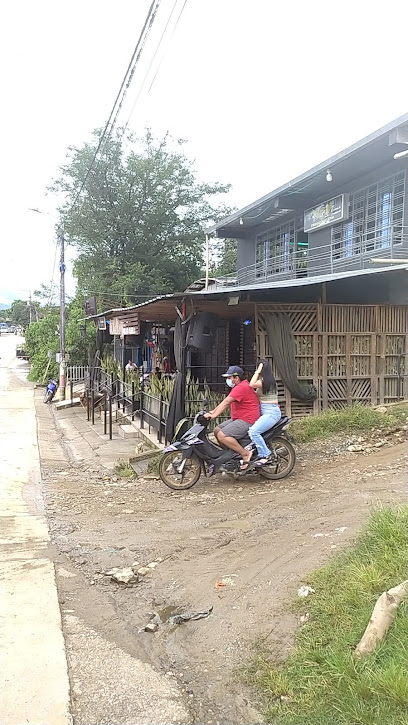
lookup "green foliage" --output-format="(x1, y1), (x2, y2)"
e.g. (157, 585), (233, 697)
(9, 299), (42, 327)
(51, 129), (232, 300)
(245, 506), (408, 725)
(209, 238), (237, 277)
(291, 405), (407, 443)
(115, 460), (135, 478)
(65, 295), (96, 366)
(25, 311), (59, 382)
(25, 295), (97, 382)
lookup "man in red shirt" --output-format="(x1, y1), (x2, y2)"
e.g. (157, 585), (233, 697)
(204, 366), (260, 468)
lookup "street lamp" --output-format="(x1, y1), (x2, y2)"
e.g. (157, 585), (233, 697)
(28, 208), (66, 399)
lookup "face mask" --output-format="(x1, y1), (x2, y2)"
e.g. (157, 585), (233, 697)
(226, 378), (234, 388)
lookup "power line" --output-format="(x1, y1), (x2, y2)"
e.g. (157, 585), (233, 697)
(68, 0), (161, 216)
(108, 0), (164, 143)
(147, 0), (188, 95)
(122, 0), (179, 134)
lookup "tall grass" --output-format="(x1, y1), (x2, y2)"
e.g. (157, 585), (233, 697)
(291, 405), (407, 443)
(245, 506), (408, 725)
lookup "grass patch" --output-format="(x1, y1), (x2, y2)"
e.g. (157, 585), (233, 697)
(115, 460), (135, 478)
(244, 506), (408, 725)
(146, 454), (161, 474)
(291, 405), (407, 443)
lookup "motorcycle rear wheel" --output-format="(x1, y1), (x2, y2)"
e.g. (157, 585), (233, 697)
(159, 451), (201, 490)
(258, 437), (296, 480)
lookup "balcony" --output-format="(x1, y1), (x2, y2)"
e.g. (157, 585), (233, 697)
(210, 224), (407, 290)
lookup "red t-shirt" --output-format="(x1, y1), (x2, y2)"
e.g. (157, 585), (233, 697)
(229, 380), (260, 425)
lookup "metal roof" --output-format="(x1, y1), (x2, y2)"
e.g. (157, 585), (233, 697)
(208, 113), (408, 237)
(85, 265), (408, 323)
(192, 264), (408, 296)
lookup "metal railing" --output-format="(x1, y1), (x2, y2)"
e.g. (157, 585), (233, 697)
(66, 365), (89, 383)
(210, 224), (408, 289)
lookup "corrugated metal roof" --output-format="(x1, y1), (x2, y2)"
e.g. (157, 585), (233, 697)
(192, 264), (408, 296)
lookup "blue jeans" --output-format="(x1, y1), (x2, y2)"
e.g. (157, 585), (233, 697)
(248, 403), (281, 458)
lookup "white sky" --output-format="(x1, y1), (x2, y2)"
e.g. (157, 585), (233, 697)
(0, 0), (407, 305)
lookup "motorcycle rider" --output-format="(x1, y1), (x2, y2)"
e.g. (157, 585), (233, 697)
(204, 366), (260, 469)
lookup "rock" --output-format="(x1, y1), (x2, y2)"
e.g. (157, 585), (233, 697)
(107, 567), (137, 584)
(147, 562), (159, 569)
(132, 561), (140, 568)
(137, 567), (152, 576)
(375, 406), (388, 414)
(374, 441), (385, 448)
(297, 585), (315, 597)
(144, 622), (159, 633)
(111, 476), (118, 482)
(300, 613), (310, 624)
(348, 445), (364, 452)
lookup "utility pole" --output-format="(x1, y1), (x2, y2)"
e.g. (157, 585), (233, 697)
(28, 291), (32, 325)
(58, 226), (66, 399)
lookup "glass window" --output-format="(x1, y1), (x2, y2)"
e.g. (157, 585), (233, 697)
(332, 171), (405, 259)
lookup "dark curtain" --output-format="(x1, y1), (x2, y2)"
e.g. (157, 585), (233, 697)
(263, 312), (317, 402)
(165, 318), (187, 441)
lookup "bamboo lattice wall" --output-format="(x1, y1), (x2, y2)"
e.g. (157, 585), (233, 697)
(256, 303), (408, 417)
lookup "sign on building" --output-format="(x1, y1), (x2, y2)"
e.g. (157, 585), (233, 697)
(304, 194), (349, 232)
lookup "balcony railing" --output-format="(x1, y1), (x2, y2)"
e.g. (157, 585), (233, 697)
(210, 224), (408, 289)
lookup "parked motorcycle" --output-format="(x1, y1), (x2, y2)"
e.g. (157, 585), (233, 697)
(159, 412), (296, 490)
(44, 379), (58, 403)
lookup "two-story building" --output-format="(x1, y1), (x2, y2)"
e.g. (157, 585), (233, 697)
(86, 115), (408, 421)
(201, 113), (408, 415)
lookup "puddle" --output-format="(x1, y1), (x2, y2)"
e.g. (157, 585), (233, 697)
(156, 605), (179, 623)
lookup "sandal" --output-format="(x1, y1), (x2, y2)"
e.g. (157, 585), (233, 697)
(240, 454), (254, 471)
(255, 455), (273, 467)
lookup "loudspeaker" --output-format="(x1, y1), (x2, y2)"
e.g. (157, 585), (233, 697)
(187, 312), (218, 352)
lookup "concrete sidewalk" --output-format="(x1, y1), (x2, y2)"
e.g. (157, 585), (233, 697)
(0, 336), (71, 725)
(48, 396), (162, 470)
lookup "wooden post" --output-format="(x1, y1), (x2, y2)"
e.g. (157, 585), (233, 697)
(345, 334), (352, 405)
(322, 333), (328, 410)
(379, 334), (386, 404)
(371, 334), (377, 405)
(91, 388), (95, 425)
(103, 391), (107, 435)
(108, 394), (112, 440)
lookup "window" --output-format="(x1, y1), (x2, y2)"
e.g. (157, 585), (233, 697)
(332, 171), (405, 260)
(256, 221), (296, 275)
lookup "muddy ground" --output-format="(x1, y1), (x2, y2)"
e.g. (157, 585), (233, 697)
(38, 400), (407, 724)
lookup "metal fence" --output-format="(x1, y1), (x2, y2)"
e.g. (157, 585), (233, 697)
(66, 365), (89, 383)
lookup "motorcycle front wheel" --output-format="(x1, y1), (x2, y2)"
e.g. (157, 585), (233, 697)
(44, 390), (51, 403)
(258, 436), (296, 480)
(159, 451), (202, 491)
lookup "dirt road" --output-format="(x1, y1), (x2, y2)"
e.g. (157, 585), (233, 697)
(37, 393), (407, 724)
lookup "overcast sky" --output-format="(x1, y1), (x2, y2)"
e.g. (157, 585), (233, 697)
(0, 0), (407, 305)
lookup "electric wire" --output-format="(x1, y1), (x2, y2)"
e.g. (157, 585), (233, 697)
(67, 0), (160, 216)
(122, 0), (180, 134)
(147, 0), (188, 94)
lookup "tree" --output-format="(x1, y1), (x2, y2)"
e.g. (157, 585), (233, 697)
(25, 311), (60, 382)
(51, 129), (232, 302)
(9, 299), (42, 327)
(209, 239), (237, 277)
(65, 295), (96, 367)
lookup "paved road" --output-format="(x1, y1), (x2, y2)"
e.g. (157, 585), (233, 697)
(0, 335), (71, 725)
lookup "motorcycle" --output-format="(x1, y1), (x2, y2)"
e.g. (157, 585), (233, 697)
(159, 412), (296, 491)
(44, 379), (58, 403)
